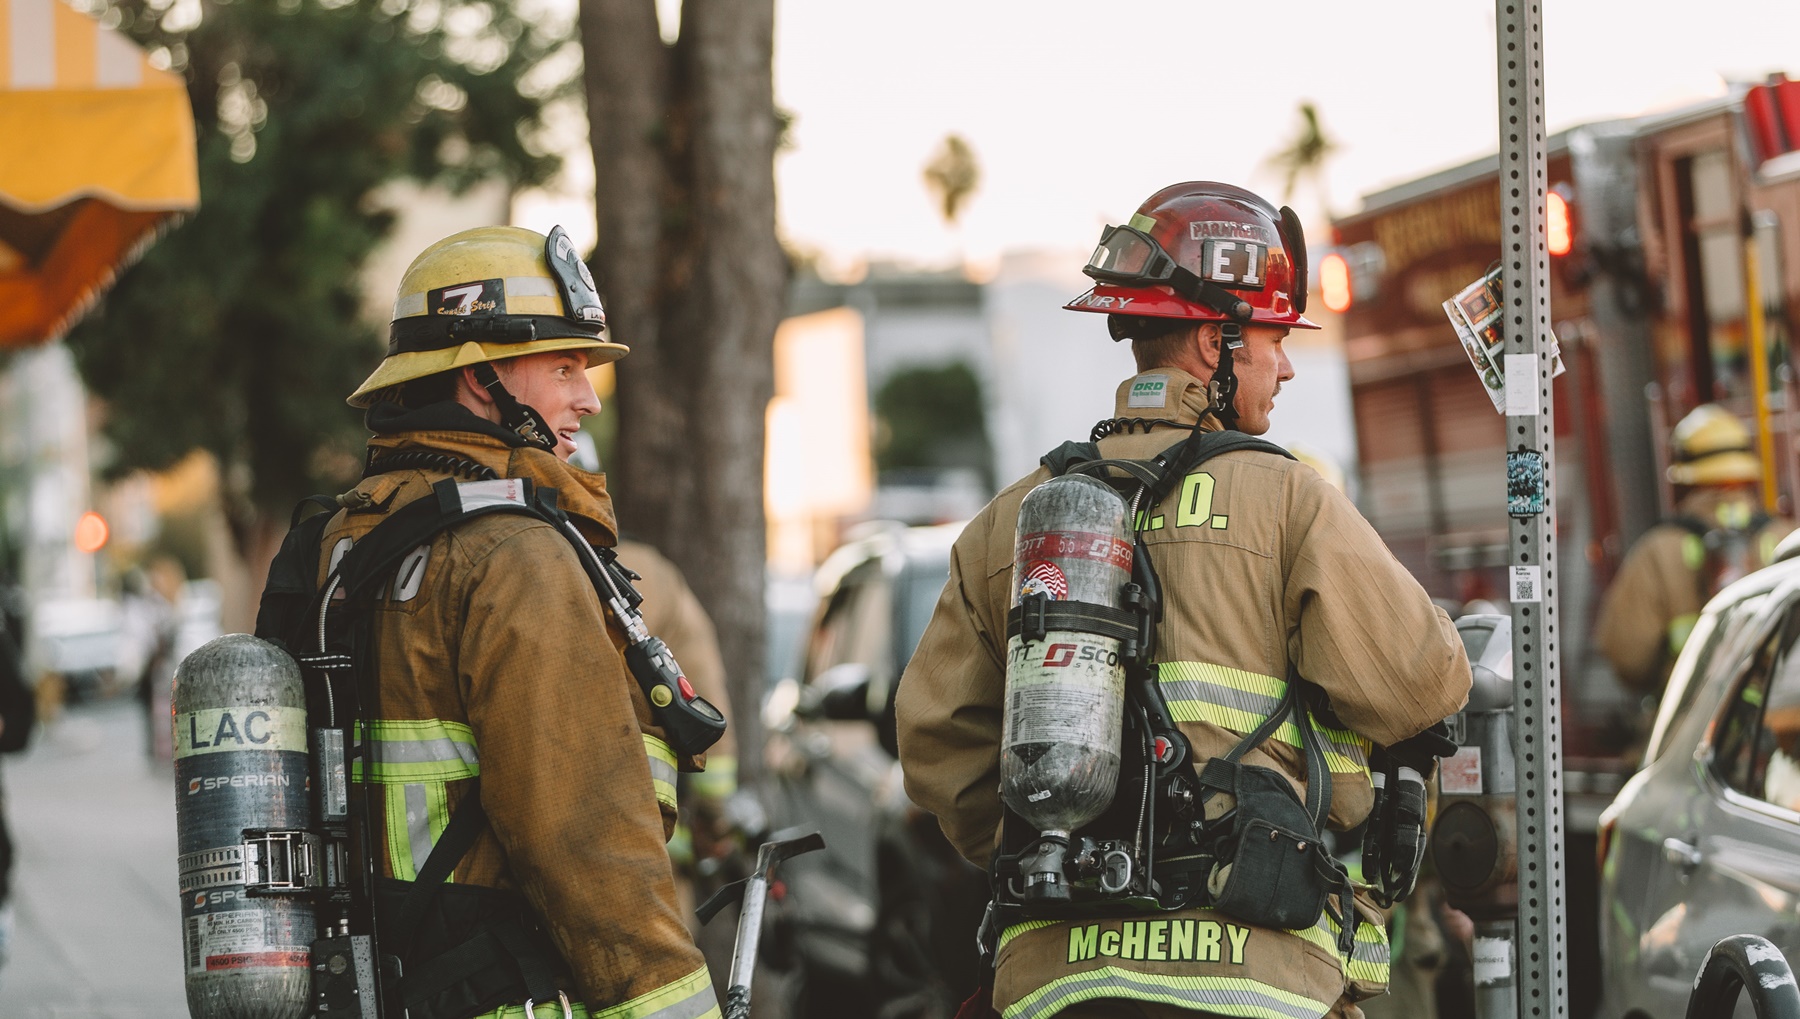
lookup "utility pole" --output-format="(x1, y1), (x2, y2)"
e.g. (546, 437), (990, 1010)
(1496, 1), (1568, 1016)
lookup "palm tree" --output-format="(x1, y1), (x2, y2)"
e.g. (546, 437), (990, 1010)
(1265, 101), (1338, 212)
(923, 133), (981, 226)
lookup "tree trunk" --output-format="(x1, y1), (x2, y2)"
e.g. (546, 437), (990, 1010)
(580, 0), (784, 784)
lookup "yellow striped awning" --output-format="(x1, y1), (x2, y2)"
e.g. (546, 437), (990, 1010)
(0, 0), (198, 347)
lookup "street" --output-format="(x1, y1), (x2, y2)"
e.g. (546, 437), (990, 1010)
(0, 697), (188, 1018)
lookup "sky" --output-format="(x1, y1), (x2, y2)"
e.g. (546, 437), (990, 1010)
(516, 0), (1800, 277)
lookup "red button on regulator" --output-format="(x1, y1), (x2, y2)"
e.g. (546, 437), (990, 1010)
(677, 676), (696, 700)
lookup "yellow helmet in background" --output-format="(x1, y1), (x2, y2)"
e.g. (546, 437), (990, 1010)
(1667, 403), (1760, 486)
(348, 224), (628, 408)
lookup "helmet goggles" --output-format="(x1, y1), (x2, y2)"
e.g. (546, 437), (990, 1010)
(1082, 221), (1262, 323)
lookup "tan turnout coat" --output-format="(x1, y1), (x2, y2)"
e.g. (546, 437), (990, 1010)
(896, 368), (1470, 1019)
(318, 425), (716, 1019)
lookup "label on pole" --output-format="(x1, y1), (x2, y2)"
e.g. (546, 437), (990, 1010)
(1507, 449), (1547, 518)
(1504, 352), (1539, 416)
(1473, 936), (1512, 987)
(1510, 565), (1542, 604)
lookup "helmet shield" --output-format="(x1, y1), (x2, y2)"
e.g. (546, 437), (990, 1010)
(545, 225), (607, 326)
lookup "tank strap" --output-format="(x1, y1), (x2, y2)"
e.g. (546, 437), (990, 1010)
(335, 479), (560, 605)
(253, 495), (342, 648)
(1005, 598), (1140, 644)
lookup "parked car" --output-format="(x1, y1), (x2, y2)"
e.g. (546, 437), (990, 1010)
(1598, 550), (1800, 1018)
(759, 521), (988, 1019)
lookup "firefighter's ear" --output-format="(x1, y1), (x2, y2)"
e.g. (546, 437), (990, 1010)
(1194, 322), (1225, 372)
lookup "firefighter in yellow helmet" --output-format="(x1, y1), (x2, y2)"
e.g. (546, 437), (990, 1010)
(896, 183), (1470, 1019)
(1596, 404), (1795, 702)
(311, 225), (719, 1018)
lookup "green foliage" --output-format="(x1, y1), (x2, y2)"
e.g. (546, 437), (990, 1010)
(873, 361), (991, 481)
(64, 0), (571, 514)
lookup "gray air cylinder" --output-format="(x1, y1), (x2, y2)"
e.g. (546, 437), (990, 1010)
(1002, 474), (1131, 863)
(173, 634), (315, 1019)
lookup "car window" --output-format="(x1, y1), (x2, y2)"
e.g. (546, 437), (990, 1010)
(1711, 603), (1800, 812)
(802, 562), (894, 686)
(1648, 594), (1765, 762)
(897, 553), (951, 666)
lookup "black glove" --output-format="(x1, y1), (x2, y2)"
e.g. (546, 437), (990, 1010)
(1362, 745), (1431, 907)
(1387, 720), (1457, 775)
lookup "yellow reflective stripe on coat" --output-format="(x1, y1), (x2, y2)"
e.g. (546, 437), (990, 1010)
(354, 718), (480, 783)
(688, 754), (737, 801)
(643, 734), (679, 813)
(350, 719), (477, 882)
(479, 999), (592, 1018)
(591, 964), (720, 1019)
(1669, 612), (1700, 657)
(1002, 967), (1332, 1019)
(385, 778), (459, 883)
(1000, 920), (1059, 953)
(1283, 906), (1391, 985)
(1157, 662), (1371, 775)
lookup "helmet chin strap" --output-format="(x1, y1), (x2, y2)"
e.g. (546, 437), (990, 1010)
(471, 362), (558, 453)
(1206, 321), (1245, 431)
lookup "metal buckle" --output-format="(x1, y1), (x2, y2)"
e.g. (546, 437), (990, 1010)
(240, 829), (325, 893)
(521, 991), (574, 1019)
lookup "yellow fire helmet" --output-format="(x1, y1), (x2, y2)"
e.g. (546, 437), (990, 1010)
(348, 224), (628, 408)
(1667, 403), (1760, 486)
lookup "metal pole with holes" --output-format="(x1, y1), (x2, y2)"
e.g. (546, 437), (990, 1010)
(1496, 2), (1568, 1017)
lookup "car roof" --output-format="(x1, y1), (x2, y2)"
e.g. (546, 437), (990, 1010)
(813, 520), (964, 596)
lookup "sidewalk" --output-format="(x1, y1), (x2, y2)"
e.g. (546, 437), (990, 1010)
(0, 697), (188, 1019)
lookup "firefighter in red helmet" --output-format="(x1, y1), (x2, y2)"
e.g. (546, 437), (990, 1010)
(898, 182), (1469, 1018)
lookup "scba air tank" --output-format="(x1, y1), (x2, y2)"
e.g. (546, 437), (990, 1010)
(174, 634), (315, 1019)
(1002, 474), (1132, 899)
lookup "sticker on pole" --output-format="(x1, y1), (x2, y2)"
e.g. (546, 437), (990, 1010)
(1439, 746), (1483, 794)
(1507, 449), (1547, 518)
(1511, 565), (1542, 604)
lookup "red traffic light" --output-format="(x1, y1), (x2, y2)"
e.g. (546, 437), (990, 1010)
(74, 511), (109, 553)
(1320, 251), (1352, 312)
(1548, 190), (1573, 257)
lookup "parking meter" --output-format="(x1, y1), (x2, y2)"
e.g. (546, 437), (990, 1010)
(1431, 614), (1518, 1019)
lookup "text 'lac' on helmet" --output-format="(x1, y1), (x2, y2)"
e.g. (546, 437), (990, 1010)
(1667, 403), (1760, 486)
(1065, 181), (1317, 333)
(348, 224), (628, 408)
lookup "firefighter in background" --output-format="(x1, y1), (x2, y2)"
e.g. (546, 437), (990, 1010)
(896, 182), (1470, 1019)
(614, 536), (741, 986)
(319, 225), (716, 1018)
(1595, 404), (1795, 701)
(618, 538), (737, 873)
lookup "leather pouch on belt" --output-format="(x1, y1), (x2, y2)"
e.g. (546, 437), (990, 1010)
(1202, 759), (1333, 931)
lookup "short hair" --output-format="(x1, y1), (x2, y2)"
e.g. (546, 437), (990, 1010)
(383, 368), (463, 409)
(1109, 315), (1200, 371)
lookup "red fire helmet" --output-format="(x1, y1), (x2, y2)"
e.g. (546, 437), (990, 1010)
(1065, 181), (1317, 330)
